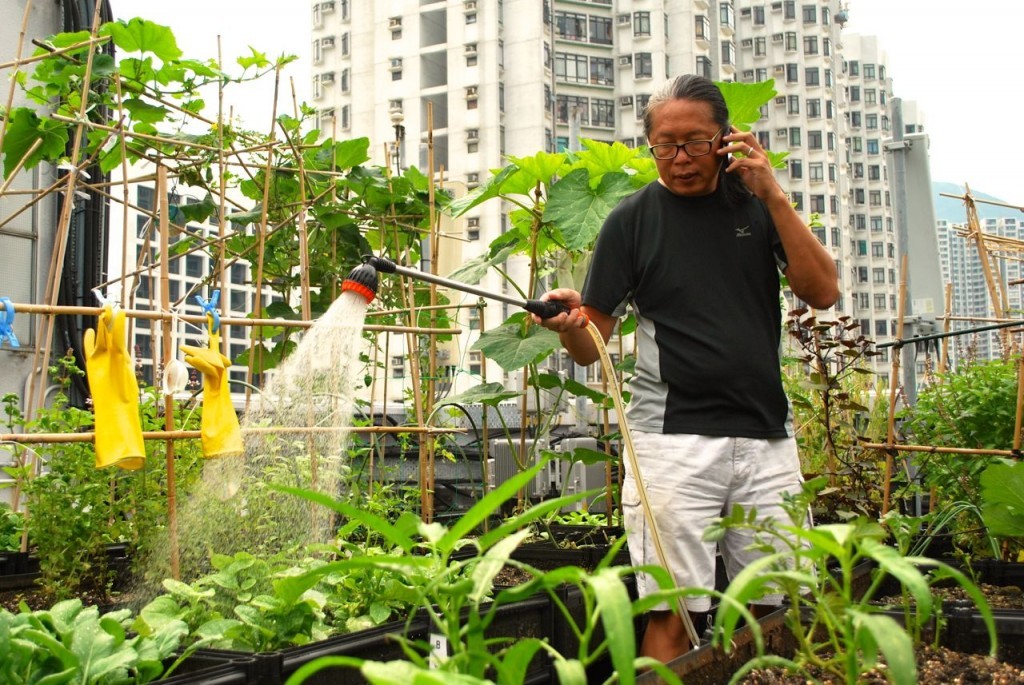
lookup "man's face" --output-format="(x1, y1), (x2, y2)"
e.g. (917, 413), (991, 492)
(647, 99), (724, 197)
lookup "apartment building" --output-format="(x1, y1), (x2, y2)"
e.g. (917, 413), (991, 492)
(310, 0), (905, 396)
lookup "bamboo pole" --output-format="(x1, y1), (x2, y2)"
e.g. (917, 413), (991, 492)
(0, 302), (459, 335)
(882, 255), (910, 515)
(157, 166), (181, 579)
(857, 442), (1018, 458)
(0, 425), (460, 445)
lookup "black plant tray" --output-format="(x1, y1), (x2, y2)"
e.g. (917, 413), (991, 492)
(160, 650), (255, 685)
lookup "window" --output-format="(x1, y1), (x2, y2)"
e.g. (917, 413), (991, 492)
(856, 239), (868, 256)
(466, 217), (480, 242)
(867, 139), (879, 155)
(801, 4), (816, 23)
(849, 60), (860, 76)
(469, 351), (482, 376)
(869, 190), (881, 206)
(803, 35), (818, 54)
(555, 52), (589, 83)
(871, 242), (884, 258)
(185, 254), (203, 278)
(864, 63), (876, 79)
(753, 6), (765, 24)
(230, 290), (247, 312)
(857, 292), (870, 309)
(809, 162), (824, 182)
(806, 98), (821, 118)
(391, 356), (404, 379)
(807, 130), (822, 149)
(870, 216), (883, 232)
(874, 294), (886, 310)
(590, 56), (614, 85)
(785, 31), (798, 52)
(591, 98), (614, 127)
(695, 15), (711, 40)
(868, 165), (881, 181)
(340, 31), (350, 56)
(825, 68), (833, 87)
(789, 127), (801, 147)
(468, 305), (481, 329)
(754, 36), (767, 56)
(721, 41), (735, 65)
(812, 226), (826, 244)
(787, 95), (800, 115)
(555, 11), (587, 40)
(872, 267), (885, 284)
(806, 67), (820, 86)
(850, 85), (860, 102)
(865, 89), (877, 105)
(823, 37), (831, 56)
(784, 0), (796, 20)
(635, 94), (650, 119)
(791, 191), (803, 210)
(635, 52), (653, 78)
(719, 2), (734, 28)
(632, 11), (650, 37)
(756, 67), (768, 82)
(589, 15), (612, 44)
(810, 194), (825, 213)
(866, 113), (878, 130)
(230, 263), (247, 285)
(875, 320), (887, 336)
(556, 94), (590, 124)
(695, 56), (712, 78)
(857, 266), (868, 283)
(852, 137), (863, 152)
(856, 214), (866, 230)
(854, 188), (865, 205)
(786, 63), (799, 83)
(789, 158), (803, 179)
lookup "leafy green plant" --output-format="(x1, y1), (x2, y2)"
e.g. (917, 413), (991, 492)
(272, 457), (685, 685)
(979, 459), (1024, 558)
(707, 480), (997, 685)
(0, 598), (191, 684)
(899, 358), (1020, 557)
(0, 502), (24, 553)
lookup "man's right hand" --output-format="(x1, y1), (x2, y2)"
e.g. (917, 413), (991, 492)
(532, 288), (588, 332)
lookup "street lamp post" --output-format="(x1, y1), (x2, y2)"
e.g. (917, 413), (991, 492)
(390, 110), (405, 176)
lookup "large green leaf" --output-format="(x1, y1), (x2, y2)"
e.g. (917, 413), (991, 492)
(506, 150), (570, 188)
(2, 107), (69, 176)
(439, 382), (520, 407)
(471, 322), (560, 371)
(100, 18), (182, 62)
(849, 611), (917, 685)
(445, 242), (517, 286)
(447, 164), (519, 217)
(543, 168), (634, 251)
(981, 461), (1024, 537)
(716, 79), (777, 131)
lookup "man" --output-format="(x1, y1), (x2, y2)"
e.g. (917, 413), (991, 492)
(534, 74), (839, 662)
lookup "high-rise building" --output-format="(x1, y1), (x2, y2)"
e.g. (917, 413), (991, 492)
(310, 0), (905, 391)
(936, 215), (1023, 366)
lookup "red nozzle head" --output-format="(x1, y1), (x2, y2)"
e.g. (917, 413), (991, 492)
(341, 262), (378, 303)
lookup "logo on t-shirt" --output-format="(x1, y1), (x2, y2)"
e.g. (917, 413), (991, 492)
(735, 225), (751, 238)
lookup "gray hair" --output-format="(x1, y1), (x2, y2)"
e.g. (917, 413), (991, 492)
(642, 75), (731, 141)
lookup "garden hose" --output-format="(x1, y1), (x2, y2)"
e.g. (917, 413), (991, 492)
(584, 320), (701, 648)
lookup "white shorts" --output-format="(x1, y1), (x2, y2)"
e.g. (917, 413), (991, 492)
(622, 431), (804, 613)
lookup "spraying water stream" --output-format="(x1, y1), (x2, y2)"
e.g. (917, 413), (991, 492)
(141, 290), (372, 586)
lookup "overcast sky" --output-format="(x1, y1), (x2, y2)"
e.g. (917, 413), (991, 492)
(114, 0), (1023, 206)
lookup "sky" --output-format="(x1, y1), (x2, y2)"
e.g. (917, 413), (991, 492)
(113, 0), (1024, 206)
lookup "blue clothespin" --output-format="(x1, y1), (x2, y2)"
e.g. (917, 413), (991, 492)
(194, 290), (221, 335)
(0, 297), (20, 348)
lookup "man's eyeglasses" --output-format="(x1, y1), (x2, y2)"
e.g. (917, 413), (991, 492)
(648, 129), (725, 160)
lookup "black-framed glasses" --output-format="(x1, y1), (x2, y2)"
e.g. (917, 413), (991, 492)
(648, 129), (725, 160)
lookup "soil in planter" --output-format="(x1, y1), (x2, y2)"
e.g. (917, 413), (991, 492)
(876, 582), (1024, 610)
(739, 644), (1024, 683)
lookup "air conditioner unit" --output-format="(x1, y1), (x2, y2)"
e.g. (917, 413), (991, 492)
(321, 108), (335, 120)
(771, 1), (783, 10)
(467, 173), (479, 185)
(321, 72), (335, 83)
(619, 95), (633, 106)
(618, 55), (633, 66)
(465, 85), (478, 98)
(321, 36), (335, 48)
(741, 38), (753, 48)
(320, 0), (335, 13)
(466, 216), (480, 227)
(773, 64), (786, 74)
(389, 58), (403, 70)
(742, 69), (754, 79)
(775, 96), (786, 105)
(388, 17), (402, 30)
(466, 128), (479, 141)
(464, 0), (477, 11)
(488, 438), (556, 500)
(616, 13), (631, 25)
(776, 128), (788, 136)
(465, 42), (477, 55)
(772, 32), (784, 43)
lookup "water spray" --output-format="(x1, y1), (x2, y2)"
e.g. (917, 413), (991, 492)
(344, 255), (586, 323)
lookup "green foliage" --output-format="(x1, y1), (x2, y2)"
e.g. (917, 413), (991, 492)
(980, 460), (1024, 545)
(707, 480), (997, 685)
(0, 599), (188, 684)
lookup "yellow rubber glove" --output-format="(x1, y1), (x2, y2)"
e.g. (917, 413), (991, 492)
(83, 305), (146, 470)
(181, 335), (243, 458)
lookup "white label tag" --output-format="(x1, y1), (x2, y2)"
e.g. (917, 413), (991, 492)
(429, 632), (449, 669)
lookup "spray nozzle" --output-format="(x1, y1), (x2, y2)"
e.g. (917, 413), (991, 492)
(341, 261), (379, 303)
(361, 254), (397, 274)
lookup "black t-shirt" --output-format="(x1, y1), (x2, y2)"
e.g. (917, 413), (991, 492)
(581, 180), (793, 438)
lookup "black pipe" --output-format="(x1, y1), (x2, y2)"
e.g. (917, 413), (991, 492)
(877, 319), (1023, 350)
